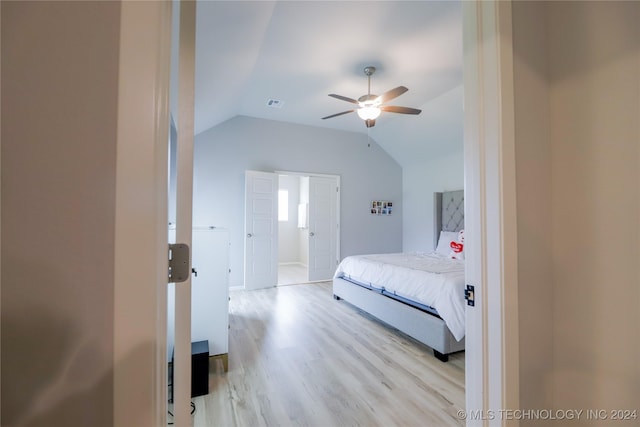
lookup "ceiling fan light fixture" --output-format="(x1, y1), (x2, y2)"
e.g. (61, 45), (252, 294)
(357, 105), (381, 120)
(323, 65), (418, 128)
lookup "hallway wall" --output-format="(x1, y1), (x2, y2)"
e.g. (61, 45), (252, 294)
(511, 0), (640, 417)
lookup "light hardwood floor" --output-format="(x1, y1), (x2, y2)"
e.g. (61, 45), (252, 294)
(278, 263), (308, 286)
(189, 281), (465, 427)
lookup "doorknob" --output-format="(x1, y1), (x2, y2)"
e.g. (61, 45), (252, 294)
(247, 233), (252, 238)
(309, 232), (315, 236)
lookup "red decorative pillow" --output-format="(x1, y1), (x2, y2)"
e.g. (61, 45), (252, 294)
(449, 229), (465, 260)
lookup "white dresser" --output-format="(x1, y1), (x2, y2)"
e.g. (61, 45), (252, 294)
(191, 226), (230, 358)
(168, 226), (230, 368)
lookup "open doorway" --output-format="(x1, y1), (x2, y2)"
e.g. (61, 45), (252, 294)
(244, 170), (340, 290)
(277, 174), (310, 285)
(277, 172), (340, 286)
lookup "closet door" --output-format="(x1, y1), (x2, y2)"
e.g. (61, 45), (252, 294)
(308, 176), (338, 281)
(244, 170), (279, 289)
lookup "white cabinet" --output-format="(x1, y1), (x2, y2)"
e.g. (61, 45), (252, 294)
(191, 227), (229, 357)
(167, 227), (229, 363)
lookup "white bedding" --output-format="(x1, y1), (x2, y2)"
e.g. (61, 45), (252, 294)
(333, 252), (466, 341)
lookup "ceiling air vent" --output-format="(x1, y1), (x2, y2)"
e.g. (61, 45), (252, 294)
(266, 99), (284, 109)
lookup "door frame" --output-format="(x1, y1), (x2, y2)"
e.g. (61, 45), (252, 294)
(171, 0), (197, 425)
(276, 170), (341, 278)
(463, 0), (520, 424)
(114, 1), (172, 425)
(123, 0), (522, 422)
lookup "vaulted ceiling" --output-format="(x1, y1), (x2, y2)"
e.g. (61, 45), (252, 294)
(179, 1), (463, 166)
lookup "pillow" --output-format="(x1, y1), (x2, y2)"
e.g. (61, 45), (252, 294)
(449, 229), (465, 260)
(436, 231), (459, 255)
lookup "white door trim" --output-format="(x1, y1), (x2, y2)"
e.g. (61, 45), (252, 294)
(463, 1), (520, 425)
(114, 1), (172, 425)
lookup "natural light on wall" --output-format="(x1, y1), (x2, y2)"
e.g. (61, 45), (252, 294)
(278, 189), (288, 221)
(297, 203), (308, 229)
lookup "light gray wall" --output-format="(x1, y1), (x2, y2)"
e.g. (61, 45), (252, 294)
(395, 85), (464, 254)
(193, 116), (403, 287)
(1, 2), (120, 424)
(402, 150), (464, 253)
(375, 85), (464, 168)
(547, 1), (639, 413)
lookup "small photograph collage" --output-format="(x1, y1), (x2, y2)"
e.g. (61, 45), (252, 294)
(371, 200), (393, 215)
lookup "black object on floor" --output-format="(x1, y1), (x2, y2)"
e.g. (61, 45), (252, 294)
(191, 340), (209, 397)
(171, 340), (209, 398)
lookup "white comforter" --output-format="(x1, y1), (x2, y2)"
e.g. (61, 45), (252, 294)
(334, 252), (466, 341)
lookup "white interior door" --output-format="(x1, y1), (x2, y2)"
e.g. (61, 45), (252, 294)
(308, 176), (338, 281)
(244, 170), (279, 290)
(172, 1), (196, 425)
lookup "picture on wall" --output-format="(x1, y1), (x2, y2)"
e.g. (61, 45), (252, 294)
(371, 200), (392, 215)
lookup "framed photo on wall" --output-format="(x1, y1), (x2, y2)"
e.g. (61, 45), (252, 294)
(371, 200), (392, 215)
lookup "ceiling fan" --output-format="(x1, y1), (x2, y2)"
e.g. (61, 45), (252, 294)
(322, 66), (422, 128)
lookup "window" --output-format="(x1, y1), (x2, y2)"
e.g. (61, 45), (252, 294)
(278, 189), (288, 221)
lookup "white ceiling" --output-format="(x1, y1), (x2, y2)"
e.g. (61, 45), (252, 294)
(183, 1), (463, 165)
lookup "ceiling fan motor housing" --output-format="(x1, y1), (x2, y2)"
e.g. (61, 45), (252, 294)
(358, 94), (379, 104)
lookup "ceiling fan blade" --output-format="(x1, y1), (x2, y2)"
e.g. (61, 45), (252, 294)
(380, 105), (422, 115)
(328, 94), (359, 104)
(322, 110), (355, 120)
(377, 86), (408, 103)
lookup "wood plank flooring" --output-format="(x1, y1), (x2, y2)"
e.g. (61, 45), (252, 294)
(189, 281), (465, 427)
(278, 263), (308, 286)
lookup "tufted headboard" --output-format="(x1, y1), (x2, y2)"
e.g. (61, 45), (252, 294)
(433, 190), (464, 249)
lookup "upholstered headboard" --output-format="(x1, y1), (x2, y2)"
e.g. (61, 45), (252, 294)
(433, 190), (464, 249)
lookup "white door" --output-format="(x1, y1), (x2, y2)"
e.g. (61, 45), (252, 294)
(244, 170), (279, 290)
(308, 176), (338, 281)
(172, 1), (196, 425)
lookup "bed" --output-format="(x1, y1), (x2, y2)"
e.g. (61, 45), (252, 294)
(332, 190), (465, 362)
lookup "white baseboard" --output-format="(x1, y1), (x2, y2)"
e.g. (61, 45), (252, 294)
(278, 262), (307, 268)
